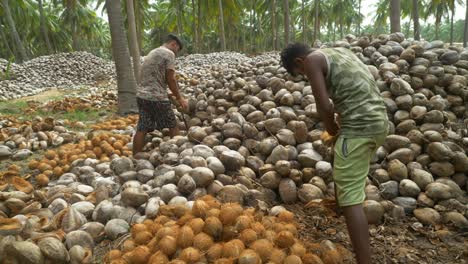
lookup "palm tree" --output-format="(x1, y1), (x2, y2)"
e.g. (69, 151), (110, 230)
(0, 20), (14, 58)
(357, 0), (362, 35)
(218, 0), (226, 50)
(126, 0), (141, 84)
(302, 0), (306, 42)
(313, 0), (320, 42)
(175, 0), (184, 36)
(448, 0), (463, 45)
(192, 0), (198, 52)
(38, 0), (53, 53)
(390, 0), (401, 33)
(413, 0), (420, 40)
(272, 0), (278, 49)
(106, 0), (137, 114)
(464, 0), (468, 47)
(425, 0), (449, 40)
(284, 0), (290, 44)
(1, 0), (28, 62)
(197, 0), (202, 52)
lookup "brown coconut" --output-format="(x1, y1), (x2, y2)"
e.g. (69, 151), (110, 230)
(270, 248), (287, 264)
(159, 236), (177, 256)
(134, 231), (153, 245)
(284, 255), (303, 264)
(278, 211), (295, 222)
(179, 247), (201, 263)
(250, 239), (274, 262)
(122, 246), (151, 264)
(276, 231), (296, 248)
(302, 253), (324, 264)
(223, 239), (246, 258)
(204, 216), (223, 239)
(148, 251), (169, 264)
(238, 249), (262, 264)
(290, 243), (307, 258)
(193, 232), (214, 251)
(240, 229), (258, 245)
(192, 200), (210, 218)
(177, 225), (195, 249)
(207, 243), (224, 262)
(187, 218), (205, 234)
(219, 203), (243, 225)
(235, 215), (253, 232)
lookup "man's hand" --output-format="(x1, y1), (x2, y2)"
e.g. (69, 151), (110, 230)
(177, 97), (188, 112)
(321, 131), (338, 147)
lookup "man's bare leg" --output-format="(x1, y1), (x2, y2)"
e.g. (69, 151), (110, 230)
(169, 126), (180, 137)
(132, 131), (147, 155)
(342, 204), (371, 264)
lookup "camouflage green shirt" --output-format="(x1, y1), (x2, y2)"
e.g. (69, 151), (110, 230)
(314, 48), (388, 137)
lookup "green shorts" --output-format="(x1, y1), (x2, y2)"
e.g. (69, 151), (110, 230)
(333, 132), (387, 207)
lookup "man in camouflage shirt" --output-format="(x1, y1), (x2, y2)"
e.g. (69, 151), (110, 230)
(281, 43), (388, 264)
(133, 34), (188, 155)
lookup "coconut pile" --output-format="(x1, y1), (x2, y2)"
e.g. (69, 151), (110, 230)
(0, 89), (119, 161)
(0, 52), (115, 101)
(0, 116), (81, 161)
(0, 33), (467, 264)
(104, 195), (346, 264)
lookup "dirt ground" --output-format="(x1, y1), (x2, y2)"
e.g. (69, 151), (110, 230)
(286, 203), (468, 264)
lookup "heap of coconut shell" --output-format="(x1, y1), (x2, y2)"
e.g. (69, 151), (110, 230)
(0, 52), (115, 101)
(0, 34), (467, 263)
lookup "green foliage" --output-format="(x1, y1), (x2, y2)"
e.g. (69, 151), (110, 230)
(0, 0), (467, 60)
(0, 57), (14, 81)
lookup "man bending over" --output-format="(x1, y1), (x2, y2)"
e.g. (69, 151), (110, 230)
(133, 34), (188, 155)
(280, 43), (388, 264)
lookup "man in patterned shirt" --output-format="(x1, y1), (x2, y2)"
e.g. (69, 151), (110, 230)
(280, 43), (388, 264)
(133, 34), (188, 155)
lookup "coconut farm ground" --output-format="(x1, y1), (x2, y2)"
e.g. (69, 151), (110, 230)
(0, 34), (467, 264)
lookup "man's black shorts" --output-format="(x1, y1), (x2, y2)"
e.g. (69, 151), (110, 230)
(136, 97), (177, 132)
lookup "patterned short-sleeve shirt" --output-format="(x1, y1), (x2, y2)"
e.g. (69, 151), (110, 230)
(137, 46), (176, 101)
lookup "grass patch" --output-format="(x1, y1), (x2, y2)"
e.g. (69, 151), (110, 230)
(0, 100), (30, 115)
(0, 98), (114, 130)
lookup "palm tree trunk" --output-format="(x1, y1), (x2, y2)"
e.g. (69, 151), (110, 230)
(435, 8), (441, 40)
(134, 0), (143, 52)
(390, 0), (401, 33)
(406, 18), (412, 37)
(339, 16), (343, 39)
(291, 14), (296, 42)
(0, 22), (13, 58)
(357, 0), (361, 35)
(2, 0), (28, 62)
(450, 5), (455, 45)
(176, 0), (183, 37)
(313, 0), (320, 42)
(71, 19), (80, 50)
(272, 0), (278, 50)
(251, 0), (256, 52)
(218, 0), (226, 51)
(192, 0), (198, 53)
(412, 0), (420, 40)
(106, 0), (137, 115)
(302, 0), (306, 42)
(464, 0), (468, 47)
(197, 0), (202, 52)
(126, 0), (141, 84)
(38, 0), (53, 54)
(283, 0), (290, 44)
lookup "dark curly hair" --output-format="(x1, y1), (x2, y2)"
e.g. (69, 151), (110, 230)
(165, 34), (183, 50)
(280, 43), (312, 76)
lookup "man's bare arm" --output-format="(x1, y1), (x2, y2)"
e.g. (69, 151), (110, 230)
(166, 69), (182, 99)
(304, 52), (339, 136)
